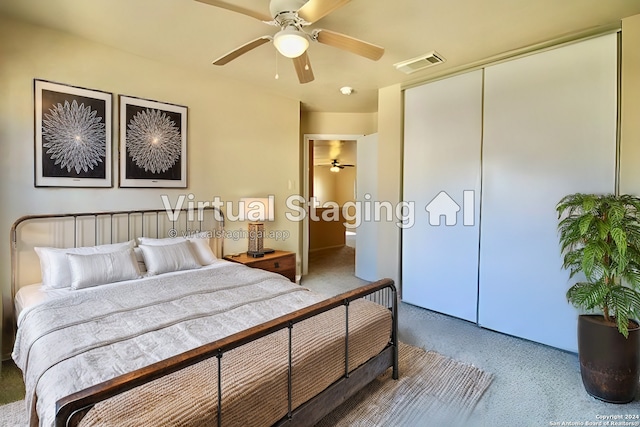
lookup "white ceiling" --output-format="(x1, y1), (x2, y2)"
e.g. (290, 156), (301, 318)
(2, 0), (640, 113)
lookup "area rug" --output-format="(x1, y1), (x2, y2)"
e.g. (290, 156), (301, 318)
(316, 342), (494, 426)
(0, 343), (493, 427)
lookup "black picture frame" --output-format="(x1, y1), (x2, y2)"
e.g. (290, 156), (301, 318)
(34, 80), (112, 187)
(119, 95), (187, 188)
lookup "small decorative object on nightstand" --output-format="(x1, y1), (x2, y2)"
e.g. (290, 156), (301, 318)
(224, 250), (296, 283)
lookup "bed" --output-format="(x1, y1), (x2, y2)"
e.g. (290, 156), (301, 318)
(8, 207), (398, 427)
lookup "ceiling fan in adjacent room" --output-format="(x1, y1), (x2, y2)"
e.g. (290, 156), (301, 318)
(195, 0), (385, 83)
(325, 159), (354, 172)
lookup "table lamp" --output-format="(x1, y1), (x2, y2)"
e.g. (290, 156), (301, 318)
(241, 197), (274, 257)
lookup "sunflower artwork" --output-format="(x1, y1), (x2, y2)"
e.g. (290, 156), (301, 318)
(34, 80), (113, 187)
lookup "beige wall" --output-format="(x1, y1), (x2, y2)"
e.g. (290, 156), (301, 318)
(620, 14), (640, 194)
(312, 166), (336, 205)
(312, 165), (356, 206)
(334, 167), (356, 206)
(376, 84), (403, 286)
(301, 112), (377, 135)
(0, 15), (301, 356)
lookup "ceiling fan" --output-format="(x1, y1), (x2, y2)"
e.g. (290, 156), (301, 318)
(195, 0), (385, 84)
(324, 159), (355, 172)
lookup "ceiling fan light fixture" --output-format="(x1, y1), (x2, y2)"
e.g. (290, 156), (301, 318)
(330, 166), (340, 173)
(273, 27), (309, 58)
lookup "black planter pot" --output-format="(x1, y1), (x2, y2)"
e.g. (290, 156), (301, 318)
(578, 314), (640, 403)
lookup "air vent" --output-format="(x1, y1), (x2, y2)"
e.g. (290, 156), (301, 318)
(394, 51), (446, 74)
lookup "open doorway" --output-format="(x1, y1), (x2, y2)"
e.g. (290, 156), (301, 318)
(311, 139), (357, 249)
(302, 134), (361, 278)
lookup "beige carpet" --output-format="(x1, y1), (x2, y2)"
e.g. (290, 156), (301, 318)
(0, 400), (24, 427)
(0, 343), (492, 427)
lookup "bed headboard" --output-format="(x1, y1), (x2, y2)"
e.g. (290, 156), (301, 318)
(9, 206), (225, 301)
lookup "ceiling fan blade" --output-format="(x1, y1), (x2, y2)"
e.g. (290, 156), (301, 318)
(297, 0), (351, 24)
(292, 51), (314, 84)
(194, 0), (272, 22)
(315, 29), (384, 61)
(213, 37), (271, 65)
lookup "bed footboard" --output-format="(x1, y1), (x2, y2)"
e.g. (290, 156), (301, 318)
(55, 278), (398, 427)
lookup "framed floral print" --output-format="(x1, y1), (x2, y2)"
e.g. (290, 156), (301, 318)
(34, 80), (112, 187)
(119, 95), (187, 188)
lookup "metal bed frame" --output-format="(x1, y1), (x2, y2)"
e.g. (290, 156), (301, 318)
(9, 207), (398, 427)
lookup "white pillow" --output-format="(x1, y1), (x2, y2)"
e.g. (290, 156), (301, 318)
(67, 248), (141, 290)
(137, 236), (217, 265)
(138, 240), (201, 276)
(35, 241), (135, 290)
(187, 237), (217, 265)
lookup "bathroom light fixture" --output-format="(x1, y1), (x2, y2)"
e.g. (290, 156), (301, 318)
(273, 26), (309, 58)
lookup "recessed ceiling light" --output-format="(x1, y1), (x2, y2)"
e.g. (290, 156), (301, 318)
(340, 86), (354, 95)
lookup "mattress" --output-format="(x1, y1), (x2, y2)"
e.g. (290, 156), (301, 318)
(14, 284), (68, 325)
(13, 261), (392, 427)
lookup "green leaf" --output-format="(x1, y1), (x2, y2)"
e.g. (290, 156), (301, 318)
(579, 214), (593, 236)
(582, 195), (596, 213)
(581, 242), (606, 280)
(609, 286), (638, 337)
(596, 219), (610, 240)
(617, 313), (629, 338)
(608, 203), (625, 223)
(611, 228), (627, 257)
(566, 281), (610, 311)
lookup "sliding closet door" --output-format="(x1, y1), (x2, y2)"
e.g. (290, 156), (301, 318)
(478, 34), (617, 352)
(403, 70), (482, 322)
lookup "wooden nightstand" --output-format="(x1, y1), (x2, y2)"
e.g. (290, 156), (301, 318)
(224, 250), (296, 283)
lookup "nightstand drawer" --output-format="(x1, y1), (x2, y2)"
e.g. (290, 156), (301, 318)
(224, 250), (297, 282)
(249, 254), (295, 272)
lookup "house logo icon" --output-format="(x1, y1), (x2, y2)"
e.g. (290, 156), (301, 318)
(425, 190), (475, 226)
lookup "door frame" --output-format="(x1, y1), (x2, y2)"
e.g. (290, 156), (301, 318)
(302, 133), (364, 276)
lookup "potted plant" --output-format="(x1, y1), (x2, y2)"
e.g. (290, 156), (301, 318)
(557, 193), (640, 403)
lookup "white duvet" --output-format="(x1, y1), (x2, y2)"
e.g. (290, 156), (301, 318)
(13, 261), (326, 427)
